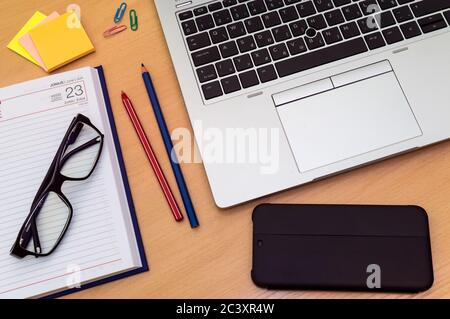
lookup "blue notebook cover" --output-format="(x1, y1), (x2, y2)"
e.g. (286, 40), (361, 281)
(45, 66), (149, 299)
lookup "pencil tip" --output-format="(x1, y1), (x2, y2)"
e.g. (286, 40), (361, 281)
(141, 63), (145, 67)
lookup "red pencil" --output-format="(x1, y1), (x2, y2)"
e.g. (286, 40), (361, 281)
(121, 91), (183, 222)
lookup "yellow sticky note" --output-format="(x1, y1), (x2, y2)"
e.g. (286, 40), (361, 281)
(7, 11), (47, 66)
(29, 12), (95, 72)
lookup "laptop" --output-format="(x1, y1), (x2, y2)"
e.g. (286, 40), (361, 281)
(154, 0), (450, 208)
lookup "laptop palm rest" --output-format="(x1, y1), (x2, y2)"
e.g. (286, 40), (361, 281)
(274, 61), (422, 173)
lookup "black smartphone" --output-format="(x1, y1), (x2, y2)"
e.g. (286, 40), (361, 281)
(252, 204), (434, 292)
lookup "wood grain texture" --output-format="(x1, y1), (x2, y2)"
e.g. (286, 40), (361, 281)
(0, 0), (449, 299)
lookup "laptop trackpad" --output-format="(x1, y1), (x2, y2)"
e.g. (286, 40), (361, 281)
(275, 62), (422, 172)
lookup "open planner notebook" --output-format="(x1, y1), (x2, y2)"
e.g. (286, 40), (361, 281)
(0, 66), (148, 298)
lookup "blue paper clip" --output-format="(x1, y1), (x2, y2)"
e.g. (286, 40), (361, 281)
(114, 2), (127, 23)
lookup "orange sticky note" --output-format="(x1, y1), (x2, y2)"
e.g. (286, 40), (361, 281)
(28, 12), (95, 72)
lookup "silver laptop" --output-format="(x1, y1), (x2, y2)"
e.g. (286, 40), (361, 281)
(155, 0), (450, 208)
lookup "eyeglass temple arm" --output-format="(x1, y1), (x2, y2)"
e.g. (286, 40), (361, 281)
(60, 136), (102, 166)
(68, 122), (84, 145)
(31, 219), (42, 255)
(21, 199), (45, 256)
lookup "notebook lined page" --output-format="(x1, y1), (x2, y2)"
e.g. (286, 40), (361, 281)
(0, 68), (139, 298)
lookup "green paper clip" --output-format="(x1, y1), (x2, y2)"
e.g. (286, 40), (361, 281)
(130, 9), (138, 31)
(114, 2), (127, 23)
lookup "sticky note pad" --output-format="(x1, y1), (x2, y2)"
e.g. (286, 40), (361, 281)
(7, 11), (47, 66)
(29, 12), (95, 72)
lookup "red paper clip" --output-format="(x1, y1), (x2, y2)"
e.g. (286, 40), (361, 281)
(103, 25), (127, 38)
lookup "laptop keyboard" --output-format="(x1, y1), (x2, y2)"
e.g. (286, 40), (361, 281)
(177, 0), (450, 101)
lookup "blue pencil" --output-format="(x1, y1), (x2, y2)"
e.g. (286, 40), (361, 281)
(141, 64), (199, 228)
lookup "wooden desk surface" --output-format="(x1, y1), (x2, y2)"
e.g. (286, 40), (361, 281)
(1, 0), (449, 299)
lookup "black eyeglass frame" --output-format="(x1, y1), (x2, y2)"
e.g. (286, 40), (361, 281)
(10, 114), (104, 258)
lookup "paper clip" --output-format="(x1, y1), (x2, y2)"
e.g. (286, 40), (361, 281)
(103, 24), (128, 38)
(114, 2), (127, 23)
(130, 9), (138, 31)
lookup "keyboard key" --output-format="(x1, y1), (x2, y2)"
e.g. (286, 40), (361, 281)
(382, 26), (404, 44)
(364, 31), (386, 49)
(179, 11), (193, 21)
(210, 27), (229, 44)
(340, 21), (361, 38)
(297, 1), (317, 17)
(305, 33), (325, 49)
(182, 20), (198, 35)
(342, 4), (363, 21)
(377, 0), (398, 10)
(194, 6), (208, 16)
(393, 5), (414, 23)
(297, 1), (316, 18)
(216, 59), (236, 77)
(265, 0), (284, 10)
(237, 35), (257, 52)
(269, 43), (290, 60)
(400, 21), (422, 38)
(410, 0), (450, 18)
(325, 9), (345, 26)
(257, 65), (278, 83)
(359, 0), (378, 16)
(255, 30), (276, 46)
(197, 65), (218, 83)
(219, 41), (239, 58)
(262, 11), (282, 27)
(275, 37), (368, 77)
(279, 6), (299, 23)
(213, 9), (233, 25)
(202, 81), (223, 99)
(307, 14), (328, 29)
(272, 25), (292, 41)
(186, 32), (211, 51)
(286, 38), (307, 55)
(285, 0), (303, 4)
(248, 0), (268, 15)
(445, 10), (450, 24)
(192, 46), (221, 66)
(223, 0), (238, 7)
(245, 16), (265, 33)
(221, 75), (242, 94)
(239, 70), (260, 88)
(228, 22), (247, 38)
(289, 20), (308, 36)
(209, 2), (223, 11)
(397, 0), (414, 4)
(234, 54), (254, 71)
(323, 27), (343, 44)
(333, 0), (351, 7)
(377, 11), (396, 28)
(196, 15), (215, 31)
(418, 13), (447, 34)
(357, 16), (379, 33)
(231, 4), (250, 20)
(251, 48), (272, 65)
(313, 0), (334, 12)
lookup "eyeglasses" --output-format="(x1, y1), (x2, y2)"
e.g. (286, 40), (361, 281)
(10, 114), (104, 258)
